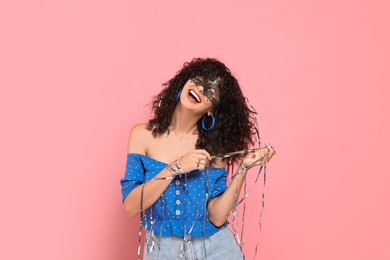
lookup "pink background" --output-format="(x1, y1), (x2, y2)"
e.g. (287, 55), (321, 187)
(1, 1), (389, 259)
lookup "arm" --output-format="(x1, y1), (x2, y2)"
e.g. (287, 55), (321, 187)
(123, 123), (175, 217)
(124, 167), (176, 217)
(208, 146), (276, 227)
(207, 164), (248, 227)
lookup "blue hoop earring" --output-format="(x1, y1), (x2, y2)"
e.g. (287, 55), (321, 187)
(176, 88), (183, 101)
(202, 114), (216, 131)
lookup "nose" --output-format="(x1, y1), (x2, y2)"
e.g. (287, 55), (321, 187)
(195, 84), (204, 92)
(191, 83), (204, 95)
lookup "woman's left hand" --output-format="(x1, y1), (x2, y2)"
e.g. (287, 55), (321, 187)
(241, 143), (276, 170)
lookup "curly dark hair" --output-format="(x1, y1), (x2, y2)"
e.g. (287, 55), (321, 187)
(148, 58), (257, 164)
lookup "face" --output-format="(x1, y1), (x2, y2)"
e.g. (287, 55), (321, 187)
(179, 76), (221, 114)
(189, 77), (221, 108)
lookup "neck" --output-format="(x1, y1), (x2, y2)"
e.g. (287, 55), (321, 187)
(169, 104), (202, 138)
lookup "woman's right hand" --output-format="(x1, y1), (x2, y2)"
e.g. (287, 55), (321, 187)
(174, 149), (211, 172)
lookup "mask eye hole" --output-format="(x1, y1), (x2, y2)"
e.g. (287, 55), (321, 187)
(207, 89), (217, 99)
(190, 78), (204, 86)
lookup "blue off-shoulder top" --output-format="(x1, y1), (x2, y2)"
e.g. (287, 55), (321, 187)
(120, 153), (228, 237)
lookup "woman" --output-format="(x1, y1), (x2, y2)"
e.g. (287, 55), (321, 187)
(120, 58), (276, 259)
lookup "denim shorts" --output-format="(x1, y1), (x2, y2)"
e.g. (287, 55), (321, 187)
(143, 227), (243, 260)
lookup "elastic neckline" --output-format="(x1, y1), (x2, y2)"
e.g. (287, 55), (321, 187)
(127, 153), (226, 170)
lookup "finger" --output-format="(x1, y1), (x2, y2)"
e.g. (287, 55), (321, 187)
(195, 158), (201, 168)
(252, 152), (258, 158)
(250, 155), (262, 165)
(253, 151), (268, 165)
(264, 143), (276, 154)
(197, 161), (208, 170)
(267, 148), (276, 158)
(259, 146), (273, 157)
(204, 151), (211, 161)
(195, 156), (209, 169)
(256, 149), (265, 158)
(243, 153), (254, 162)
(249, 149), (257, 155)
(196, 149), (211, 161)
(194, 154), (207, 162)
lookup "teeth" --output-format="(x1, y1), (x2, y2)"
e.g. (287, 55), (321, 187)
(189, 90), (201, 103)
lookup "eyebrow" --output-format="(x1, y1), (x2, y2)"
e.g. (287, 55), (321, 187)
(193, 77), (204, 84)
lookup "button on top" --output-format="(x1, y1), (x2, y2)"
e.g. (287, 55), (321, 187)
(175, 190), (180, 195)
(175, 180), (180, 185)
(175, 210), (180, 215)
(176, 200), (181, 205)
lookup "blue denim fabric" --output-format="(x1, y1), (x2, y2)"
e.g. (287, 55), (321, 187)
(143, 227), (243, 260)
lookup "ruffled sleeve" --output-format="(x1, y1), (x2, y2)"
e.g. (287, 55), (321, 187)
(209, 168), (228, 200)
(120, 153), (145, 203)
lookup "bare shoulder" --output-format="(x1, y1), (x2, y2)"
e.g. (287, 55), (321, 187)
(127, 122), (153, 154)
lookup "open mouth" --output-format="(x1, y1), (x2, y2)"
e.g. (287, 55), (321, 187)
(188, 90), (201, 103)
